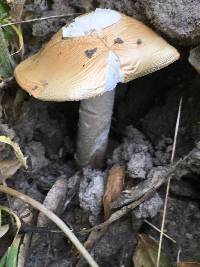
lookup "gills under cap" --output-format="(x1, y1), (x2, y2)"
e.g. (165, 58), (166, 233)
(15, 8), (180, 101)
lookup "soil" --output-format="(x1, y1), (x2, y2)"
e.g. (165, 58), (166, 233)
(1, 1), (200, 267)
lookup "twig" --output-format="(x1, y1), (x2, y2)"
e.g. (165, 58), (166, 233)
(156, 97), (182, 267)
(0, 13), (81, 28)
(84, 188), (156, 233)
(177, 248), (182, 265)
(83, 152), (190, 234)
(171, 98), (182, 163)
(76, 228), (107, 267)
(0, 185), (99, 267)
(144, 219), (176, 243)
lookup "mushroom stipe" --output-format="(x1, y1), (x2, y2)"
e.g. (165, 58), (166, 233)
(14, 8), (180, 168)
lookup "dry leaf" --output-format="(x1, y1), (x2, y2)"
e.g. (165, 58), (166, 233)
(9, 0), (26, 21)
(0, 136), (27, 168)
(0, 159), (22, 181)
(37, 178), (68, 227)
(178, 263), (200, 267)
(133, 234), (172, 267)
(9, 0), (26, 56)
(103, 165), (125, 220)
(0, 205), (21, 236)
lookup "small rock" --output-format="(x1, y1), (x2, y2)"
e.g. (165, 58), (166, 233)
(136, 0), (200, 45)
(133, 192), (163, 219)
(127, 151), (153, 179)
(110, 126), (153, 167)
(79, 168), (105, 225)
(153, 135), (172, 165)
(185, 233), (193, 240)
(99, 0), (200, 45)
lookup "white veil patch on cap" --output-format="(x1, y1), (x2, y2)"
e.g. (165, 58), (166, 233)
(104, 50), (124, 92)
(62, 8), (121, 38)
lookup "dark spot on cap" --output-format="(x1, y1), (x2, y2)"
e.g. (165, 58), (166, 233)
(84, 48), (97, 59)
(114, 37), (124, 44)
(42, 80), (48, 86)
(32, 85), (38, 91)
(137, 39), (142, 45)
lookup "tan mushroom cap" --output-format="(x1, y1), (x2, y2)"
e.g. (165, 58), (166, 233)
(15, 10), (180, 101)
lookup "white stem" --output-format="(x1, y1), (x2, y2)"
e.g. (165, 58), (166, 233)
(76, 90), (115, 168)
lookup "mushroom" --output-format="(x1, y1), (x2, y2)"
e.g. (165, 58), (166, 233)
(14, 8), (180, 169)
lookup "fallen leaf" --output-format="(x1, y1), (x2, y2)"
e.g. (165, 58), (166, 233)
(133, 234), (172, 267)
(0, 206), (21, 237)
(0, 236), (20, 267)
(37, 178), (68, 227)
(0, 159), (22, 181)
(178, 263), (200, 267)
(103, 165), (125, 220)
(0, 136), (27, 168)
(9, 0), (25, 21)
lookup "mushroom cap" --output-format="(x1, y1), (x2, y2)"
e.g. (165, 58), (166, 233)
(15, 9), (180, 101)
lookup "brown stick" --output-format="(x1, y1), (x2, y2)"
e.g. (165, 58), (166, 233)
(0, 185), (99, 267)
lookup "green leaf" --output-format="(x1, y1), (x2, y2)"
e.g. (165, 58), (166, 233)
(5, 238), (20, 267)
(0, 238), (20, 267)
(2, 26), (14, 42)
(0, 1), (15, 80)
(133, 234), (173, 267)
(0, 0), (10, 21)
(0, 30), (14, 79)
(195, 257), (200, 263)
(0, 207), (21, 267)
(0, 251), (7, 267)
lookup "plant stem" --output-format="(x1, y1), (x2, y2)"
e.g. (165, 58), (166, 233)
(0, 185), (99, 267)
(76, 90), (115, 169)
